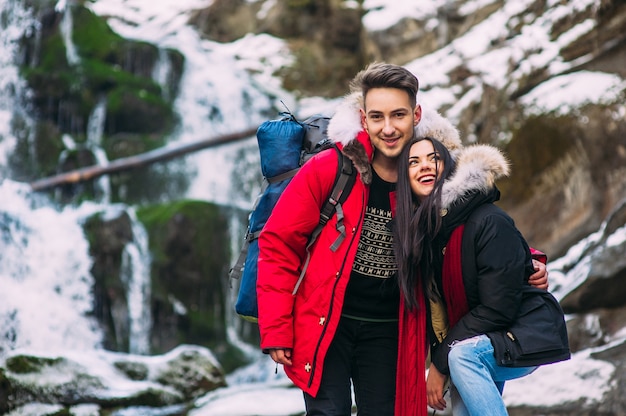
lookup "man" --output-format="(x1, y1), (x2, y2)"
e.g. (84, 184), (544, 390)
(257, 62), (548, 416)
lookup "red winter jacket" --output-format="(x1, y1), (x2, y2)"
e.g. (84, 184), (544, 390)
(257, 130), (374, 396)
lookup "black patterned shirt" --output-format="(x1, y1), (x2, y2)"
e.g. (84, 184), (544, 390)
(342, 168), (400, 321)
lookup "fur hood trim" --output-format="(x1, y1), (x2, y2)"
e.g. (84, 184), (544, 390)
(441, 144), (510, 209)
(414, 105), (462, 158)
(327, 92), (363, 147)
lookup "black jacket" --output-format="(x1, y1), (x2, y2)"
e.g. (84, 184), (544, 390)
(430, 194), (537, 374)
(427, 143), (569, 374)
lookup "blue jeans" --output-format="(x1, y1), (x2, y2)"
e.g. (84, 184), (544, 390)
(448, 334), (536, 416)
(303, 316), (398, 416)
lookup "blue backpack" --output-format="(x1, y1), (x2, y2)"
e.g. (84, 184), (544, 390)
(230, 112), (357, 322)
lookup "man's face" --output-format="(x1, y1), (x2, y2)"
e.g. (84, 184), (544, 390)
(361, 88), (421, 165)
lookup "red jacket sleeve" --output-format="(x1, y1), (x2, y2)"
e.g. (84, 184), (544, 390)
(530, 247), (547, 264)
(256, 151), (339, 351)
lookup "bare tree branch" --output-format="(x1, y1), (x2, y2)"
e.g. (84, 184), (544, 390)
(30, 128), (258, 192)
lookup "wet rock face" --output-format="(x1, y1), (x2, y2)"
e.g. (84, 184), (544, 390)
(498, 105), (626, 259)
(189, 0), (367, 97)
(83, 201), (255, 370)
(83, 210), (134, 353)
(137, 201), (232, 354)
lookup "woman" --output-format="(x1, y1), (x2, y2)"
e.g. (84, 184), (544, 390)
(393, 135), (541, 415)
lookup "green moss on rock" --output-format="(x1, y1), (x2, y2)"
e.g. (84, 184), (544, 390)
(5, 355), (64, 374)
(82, 210), (134, 351)
(18, 4), (178, 178)
(136, 200), (240, 365)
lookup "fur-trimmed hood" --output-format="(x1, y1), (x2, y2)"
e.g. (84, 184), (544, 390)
(441, 144), (510, 209)
(326, 92), (510, 206)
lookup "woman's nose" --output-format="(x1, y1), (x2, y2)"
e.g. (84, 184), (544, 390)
(419, 160), (433, 170)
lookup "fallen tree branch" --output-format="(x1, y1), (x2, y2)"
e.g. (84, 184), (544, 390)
(30, 127), (258, 192)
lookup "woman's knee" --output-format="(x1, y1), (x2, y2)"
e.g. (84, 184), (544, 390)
(448, 335), (494, 376)
(448, 336), (480, 364)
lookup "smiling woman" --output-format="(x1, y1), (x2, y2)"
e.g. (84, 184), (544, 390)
(407, 139), (444, 201)
(393, 130), (568, 415)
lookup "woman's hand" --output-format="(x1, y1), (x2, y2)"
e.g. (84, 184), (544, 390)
(427, 362), (448, 411)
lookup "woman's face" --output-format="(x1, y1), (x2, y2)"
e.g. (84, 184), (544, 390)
(408, 140), (444, 201)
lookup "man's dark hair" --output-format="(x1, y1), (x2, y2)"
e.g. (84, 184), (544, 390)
(350, 62), (419, 108)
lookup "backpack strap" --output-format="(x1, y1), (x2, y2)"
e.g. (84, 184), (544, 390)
(267, 168), (299, 185)
(228, 183), (266, 282)
(292, 146), (356, 295)
(319, 148), (356, 251)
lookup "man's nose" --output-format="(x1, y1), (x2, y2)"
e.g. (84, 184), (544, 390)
(382, 118), (395, 134)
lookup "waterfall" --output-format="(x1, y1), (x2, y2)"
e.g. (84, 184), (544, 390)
(89, 0), (285, 206)
(57, 0), (80, 66)
(86, 97), (111, 203)
(0, 0), (292, 363)
(0, 181), (103, 356)
(0, 0), (36, 171)
(152, 48), (174, 101)
(121, 208), (152, 355)
(0, 1), (106, 357)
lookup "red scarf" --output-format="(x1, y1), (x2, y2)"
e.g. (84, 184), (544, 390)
(394, 224), (469, 415)
(395, 282), (427, 416)
(442, 224), (469, 327)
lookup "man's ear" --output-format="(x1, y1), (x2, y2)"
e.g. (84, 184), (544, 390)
(360, 108), (367, 130)
(414, 104), (422, 126)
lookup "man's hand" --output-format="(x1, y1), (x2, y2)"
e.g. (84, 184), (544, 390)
(529, 259), (549, 290)
(269, 348), (293, 366)
(427, 363), (448, 411)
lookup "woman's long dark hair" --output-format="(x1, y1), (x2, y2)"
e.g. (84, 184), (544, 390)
(393, 137), (456, 310)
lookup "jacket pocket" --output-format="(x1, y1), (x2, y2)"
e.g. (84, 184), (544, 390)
(488, 287), (570, 367)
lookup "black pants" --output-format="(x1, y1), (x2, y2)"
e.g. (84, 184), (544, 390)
(303, 316), (398, 416)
